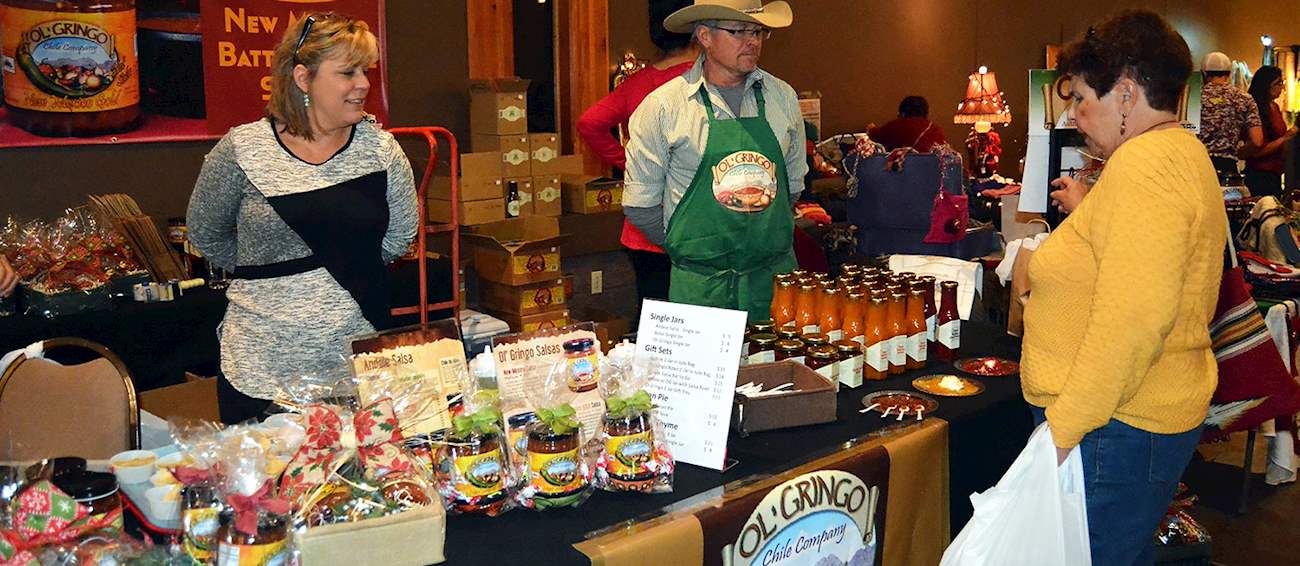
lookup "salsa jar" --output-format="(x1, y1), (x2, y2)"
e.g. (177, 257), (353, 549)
(447, 432), (508, 511)
(216, 508), (290, 566)
(182, 484), (222, 564)
(53, 470), (122, 530)
(805, 345), (838, 381)
(775, 325), (801, 341)
(563, 338), (599, 393)
(527, 425), (585, 500)
(603, 412), (656, 491)
(0, 0), (142, 136)
(775, 339), (805, 364)
(746, 333), (778, 365)
(834, 340), (863, 387)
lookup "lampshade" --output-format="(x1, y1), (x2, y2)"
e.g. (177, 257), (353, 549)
(954, 67), (1012, 125)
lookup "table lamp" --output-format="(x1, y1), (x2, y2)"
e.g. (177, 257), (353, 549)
(955, 66), (1012, 178)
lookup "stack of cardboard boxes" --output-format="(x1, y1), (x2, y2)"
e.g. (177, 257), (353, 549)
(464, 217), (571, 332)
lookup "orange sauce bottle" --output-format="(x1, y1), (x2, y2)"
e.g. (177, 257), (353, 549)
(905, 288), (928, 370)
(862, 296), (888, 380)
(886, 292), (908, 375)
(794, 283), (820, 334)
(771, 275), (797, 327)
(818, 286), (843, 342)
(841, 290), (865, 344)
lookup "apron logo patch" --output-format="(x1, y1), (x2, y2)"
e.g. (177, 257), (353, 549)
(712, 150), (777, 213)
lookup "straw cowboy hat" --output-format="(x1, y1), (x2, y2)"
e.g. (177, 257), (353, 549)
(663, 0), (793, 34)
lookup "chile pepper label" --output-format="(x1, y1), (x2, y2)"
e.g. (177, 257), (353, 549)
(605, 430), (654, 479)
(1, 5), (139, 112)
(529, 448), (583, 495)
(454, 448), (506, 499)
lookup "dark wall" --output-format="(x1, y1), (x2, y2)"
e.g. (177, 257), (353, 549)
(2, 0), (470, 220)
(607, 0), (1300, 179)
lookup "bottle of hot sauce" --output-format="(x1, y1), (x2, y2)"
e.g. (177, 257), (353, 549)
(863, 296), (888, 380)
(905, 288), (928, 370)
(818, 286), (843, 342)
(918, 276), (938, 349)
(841, 290), (866, 344)
(886, 292), (908, 375)
(794, 282), (820, 335)
(771, 275), (797, 327)
(936, 281), (961, 362)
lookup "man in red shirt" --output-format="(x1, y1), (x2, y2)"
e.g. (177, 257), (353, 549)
(577, 0), (696, 313)
(868, 96), (948, 152)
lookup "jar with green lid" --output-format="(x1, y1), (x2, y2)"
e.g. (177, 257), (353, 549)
(0, 0), (141, 136)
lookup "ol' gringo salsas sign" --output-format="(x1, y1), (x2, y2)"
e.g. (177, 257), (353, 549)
(723, 470), (882, 566)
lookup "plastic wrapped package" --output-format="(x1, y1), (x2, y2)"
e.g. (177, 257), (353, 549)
(594, 341), (675, 493)
(513, 357), (596, 511)
(1155, 484), (1211, 547)
(433, 356), (514, 516)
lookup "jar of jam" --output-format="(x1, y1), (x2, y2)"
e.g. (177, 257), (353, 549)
(603, 411), (656, 491)
(53, 471), (122, 530)
(447, 431), (508, 511)
(750, 318), (776, 335)
(216, 508), (289, 566)
(776, 326), (801, 341)
(0, 0), (142, 136)
(805, 345), (839, 381)
(182, 484), (222, 564)
(834, 340), (863, 387)
(775, 339), (805, 363)
(801, 333), (829, 350)
(747, 333), (778, 365)
(527, 424), (585, 500)
(563, 338), (599, 393)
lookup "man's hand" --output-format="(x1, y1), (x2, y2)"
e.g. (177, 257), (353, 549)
(1049, 175), (1089, 214)
(0, 255), (17, 298)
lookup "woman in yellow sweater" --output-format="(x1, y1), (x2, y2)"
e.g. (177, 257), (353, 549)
(1022, 10), (1226, 565)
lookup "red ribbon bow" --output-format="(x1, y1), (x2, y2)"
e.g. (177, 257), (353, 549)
(280, 398), (415, 499)
(1, 481), (123, 566)
(225, 480), (291, 537)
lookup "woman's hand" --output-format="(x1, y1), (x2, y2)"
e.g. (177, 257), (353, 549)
(0, 255), (17, 298)
(1050, 175), (1090, 214)
(1284, 125), (1299, 141)
(1056, 447), (1071, 465)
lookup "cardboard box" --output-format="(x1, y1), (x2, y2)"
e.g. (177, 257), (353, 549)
(431, 176), (503, 202)
(731, 361), (837, 436)
(478, 277), (566, 315)
(470, 77), (529, 135)
(138, 374), (219, 423)
(573, 307), (631, 352)
(472, 134), (532, 178)
(505, 177), (534, 218)
(532, 175), (562, 217)
(558, 212), (625, 257)
(536, 154), (585, 176)
(460, 152), (505, 180)
(429, 198), (505, 226)
(529, 133), (561, 173)
(463, 217), (564, 285)
(561, 175), (623, 214)
(297, 504), (446, 566)
(486, 308), (571, 333)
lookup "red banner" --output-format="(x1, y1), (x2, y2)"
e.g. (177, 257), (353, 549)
(198, 0), (388, 135)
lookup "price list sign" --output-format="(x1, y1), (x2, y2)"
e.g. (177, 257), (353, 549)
(637, 300), (747, 470)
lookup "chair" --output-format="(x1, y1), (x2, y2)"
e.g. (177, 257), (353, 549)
(844, 148), (1000, 259)
(0, 337), (140, 461)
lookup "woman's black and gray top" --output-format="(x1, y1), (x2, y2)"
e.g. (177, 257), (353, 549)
(187, 117), (417, 399)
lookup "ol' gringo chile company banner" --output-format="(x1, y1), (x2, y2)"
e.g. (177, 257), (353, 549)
(199, 0), (389, 134)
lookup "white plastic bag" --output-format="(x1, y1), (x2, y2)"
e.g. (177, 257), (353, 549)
(940, 422), (1091, 566)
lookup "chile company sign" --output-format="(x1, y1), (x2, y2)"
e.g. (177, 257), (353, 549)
(199, 0), (389, 134)
(722, 470), (882, 566)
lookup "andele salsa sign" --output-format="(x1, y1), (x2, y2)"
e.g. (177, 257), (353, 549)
(199, 0), (388, 134)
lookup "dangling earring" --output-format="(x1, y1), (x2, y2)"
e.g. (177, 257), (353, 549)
(303, 92), (311, 108)
(1120, 113), (1127, 136)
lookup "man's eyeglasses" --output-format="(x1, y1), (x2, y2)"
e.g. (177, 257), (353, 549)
(293, 15), (317, 63)
(707, 24), (772, 41)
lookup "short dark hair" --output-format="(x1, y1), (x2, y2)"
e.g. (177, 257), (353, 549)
(649, 0), (693, 53)
(1058, 10), (1192, 112)
(1204, 70), (1230, 79)
(899, 96), (929, 118)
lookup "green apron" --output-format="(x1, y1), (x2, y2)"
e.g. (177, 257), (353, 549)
(665, 82), (796, 321)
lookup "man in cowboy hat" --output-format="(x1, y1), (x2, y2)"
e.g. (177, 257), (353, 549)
(622, 0), (804, 322)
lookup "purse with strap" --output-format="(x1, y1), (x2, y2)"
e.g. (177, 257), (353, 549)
(923, 149), (969, 244)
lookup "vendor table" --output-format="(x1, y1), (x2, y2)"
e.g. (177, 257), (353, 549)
(444, 322), (1032, 565)
(0, 287), (227, 391)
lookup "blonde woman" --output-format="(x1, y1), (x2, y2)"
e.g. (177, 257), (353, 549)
(187, 13), (416, 423)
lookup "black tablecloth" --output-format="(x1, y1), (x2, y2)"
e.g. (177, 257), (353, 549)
(0, 288), (228, 391)
(443, 322), (1033, 565)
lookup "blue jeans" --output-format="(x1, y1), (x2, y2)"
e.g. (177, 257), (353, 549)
(1029, 406), (1200, 566)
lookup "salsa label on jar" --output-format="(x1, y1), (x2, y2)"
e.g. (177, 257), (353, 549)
(1, 5), (139, 112)
(454, 448), (505, 498)
(216, 539), (288, 566)
(529, 448), (582, 495)
(183, 507), (220, 561)
(606, 430), (653, 478)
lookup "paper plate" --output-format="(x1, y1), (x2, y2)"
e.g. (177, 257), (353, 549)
(912, 374), (985, 397)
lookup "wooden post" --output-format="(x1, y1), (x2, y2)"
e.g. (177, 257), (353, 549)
(467, 0), (514, 79)
(556, 0), (610, 175)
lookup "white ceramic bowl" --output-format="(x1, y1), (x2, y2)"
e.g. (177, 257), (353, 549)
(109, 450), (157, 485)
(144, 485), (181, 522)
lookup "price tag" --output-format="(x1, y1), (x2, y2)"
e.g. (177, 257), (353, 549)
(638, 299), (746, 471)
